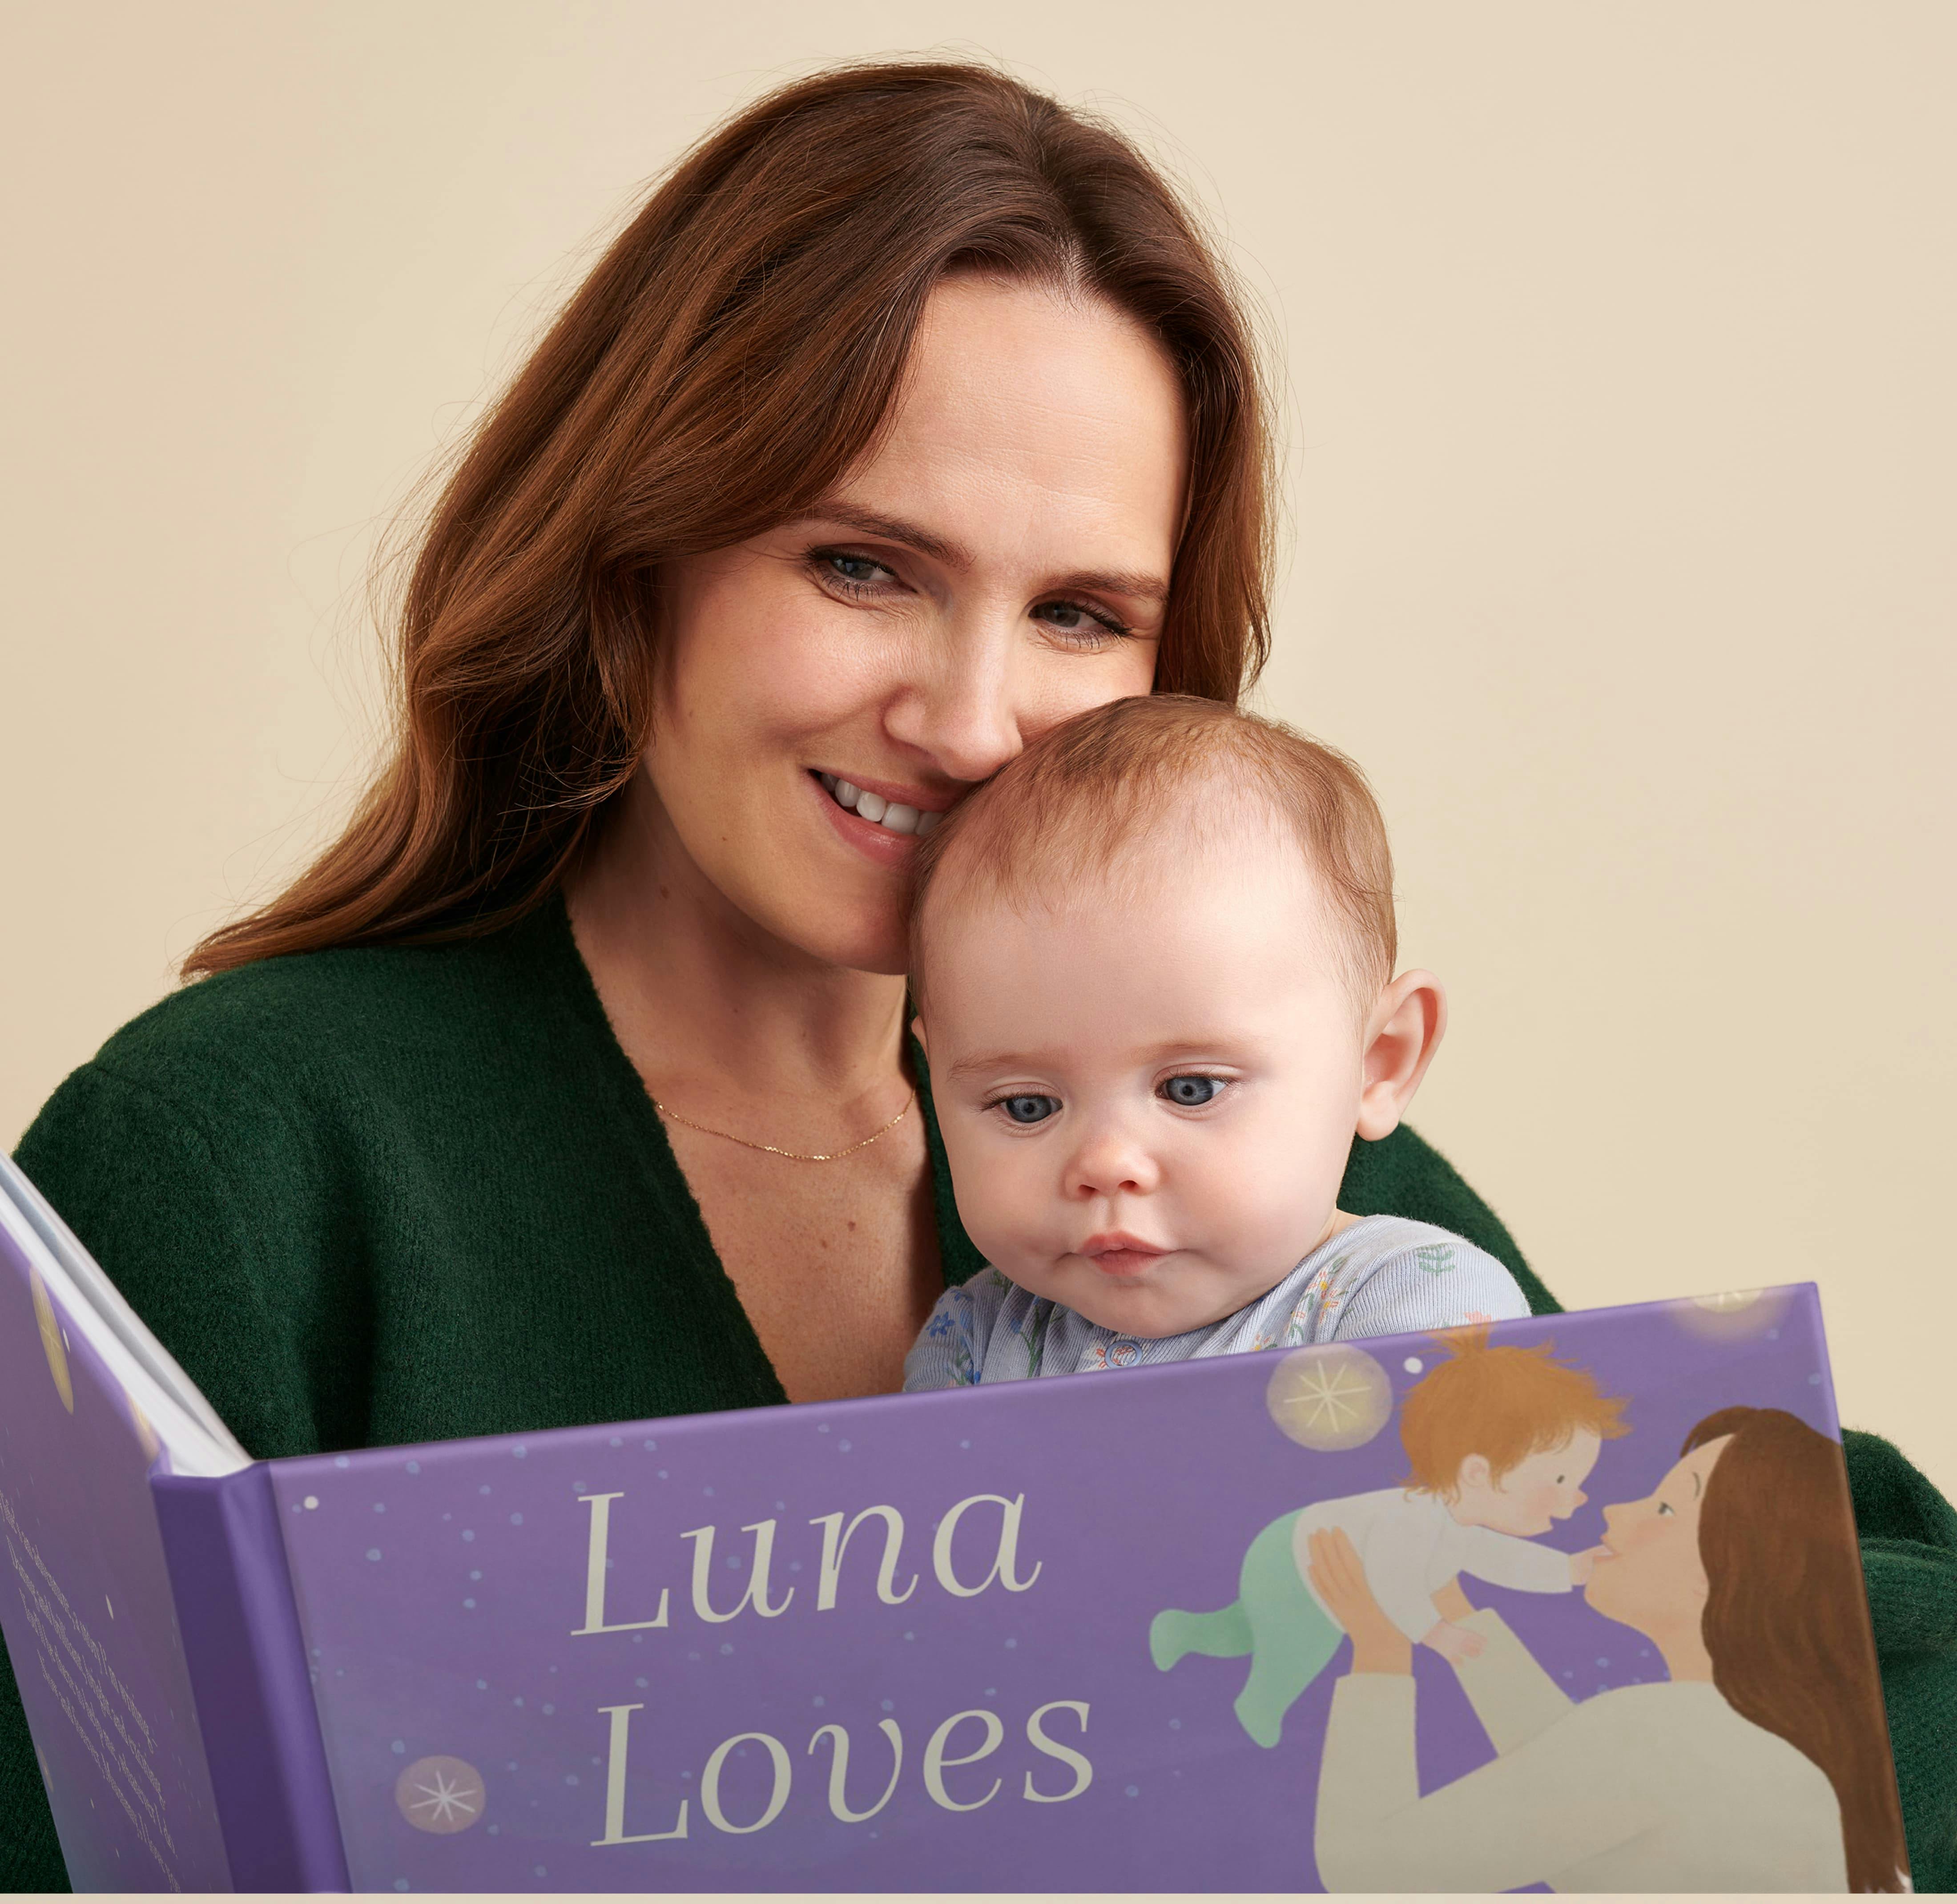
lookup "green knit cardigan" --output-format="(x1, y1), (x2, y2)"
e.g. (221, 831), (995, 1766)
(4, 900), (1952, 1889)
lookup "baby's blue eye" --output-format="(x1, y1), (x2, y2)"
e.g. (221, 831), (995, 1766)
(999, 1094), (1059, 1125)
(1160, 1075), (1223, 1108)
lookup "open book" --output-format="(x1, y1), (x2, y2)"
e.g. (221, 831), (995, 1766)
(0, 1152), (1905, 1892)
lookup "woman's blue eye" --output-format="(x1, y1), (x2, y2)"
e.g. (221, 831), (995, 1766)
(998, 1094), (1059, 1125)
(825, 553), (888, 586)
(1160, 1075), (1223, 1107)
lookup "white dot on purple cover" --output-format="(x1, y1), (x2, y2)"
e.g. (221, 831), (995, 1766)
(1403, 1357), (1423, 1373)
(636, 1677), (647, 1689)
(394, 1880), (408, 1892)
(813, 1696), (825, 1707)
(513, 1445), (527, 1458)
(610, 1436), (622, 1447)
(657, 1469), (668, 1479)
(373, 1502), (385, 1513)
(462, 1530), (474, 1541)
(839, 1440), (852, 1452)
(391, 1739), (405, 1755)
(334, 1456), (350, 1468)
(510, 1512), (523, 1525)
(366, 1549), (381, 1562)
(720, 1642), (734, 1654)
(644, 1439), (657, 1451)
(1004, 1638), (1017, 1649)
(959, 1439), (970, 1449)
(479, 1484), (491, 1495)
(1125, 1785), (1140, 1798)
(1169, 1718), (1180, 1729)
(542, 1703), (553, 1714)
(476, 1679), (487, 1690)
(463, 1598), (475, 1610)
(405, 1461), (419, 1475)
(470, 1569), (481, 1581)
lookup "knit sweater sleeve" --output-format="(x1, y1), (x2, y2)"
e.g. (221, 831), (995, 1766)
(1844, 1429), (1957, 1892)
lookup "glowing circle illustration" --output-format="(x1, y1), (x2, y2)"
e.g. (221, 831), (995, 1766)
(1265, 1345), (1393, 1450)
(1677, 1285), (1786, 1340)
(31, 1272), (74, 1415)
(395, 1756), (486, 1834)
(1691, 1289), (1762, 1313)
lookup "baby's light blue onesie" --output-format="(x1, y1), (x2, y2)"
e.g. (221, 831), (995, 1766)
(902, 1214), (1530, 1391)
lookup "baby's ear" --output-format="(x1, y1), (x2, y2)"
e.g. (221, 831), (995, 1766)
(1458, 1453), (1492, 1495)
(1355, 970), (1446, 1141)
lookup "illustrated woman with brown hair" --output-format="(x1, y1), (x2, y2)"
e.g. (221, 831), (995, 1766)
(1308, 1406), (1909, 1892)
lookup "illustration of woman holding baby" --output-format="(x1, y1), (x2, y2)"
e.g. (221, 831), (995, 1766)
(1306, 1405), (1908, 1892)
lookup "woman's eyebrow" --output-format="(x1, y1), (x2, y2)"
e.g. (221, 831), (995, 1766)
(802, 503), (970, 569)
(802, 503), (1169, 605)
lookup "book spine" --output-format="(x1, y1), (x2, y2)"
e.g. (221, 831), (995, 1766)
(152, 1467), (350, 1891)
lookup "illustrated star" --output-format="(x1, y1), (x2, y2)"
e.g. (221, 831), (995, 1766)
(408, 1769), (481, 1826)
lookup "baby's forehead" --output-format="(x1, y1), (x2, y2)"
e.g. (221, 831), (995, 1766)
(934, 793), (1312, 923)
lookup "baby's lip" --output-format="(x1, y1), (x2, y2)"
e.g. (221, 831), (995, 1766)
(1076, 1231), (1168, 1259)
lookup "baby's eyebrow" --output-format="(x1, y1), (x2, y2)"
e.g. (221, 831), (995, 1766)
(942, 1052), (1039, 1084)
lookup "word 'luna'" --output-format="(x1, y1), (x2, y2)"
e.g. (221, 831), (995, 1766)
(574, 1491), (1044, 1635)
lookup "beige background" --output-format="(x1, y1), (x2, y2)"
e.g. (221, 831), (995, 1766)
(4, 3), (1952, 1492)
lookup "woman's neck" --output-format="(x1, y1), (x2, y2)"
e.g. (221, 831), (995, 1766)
(563, 775), (911, 1113)
(1649, 1620), (1716, 1684)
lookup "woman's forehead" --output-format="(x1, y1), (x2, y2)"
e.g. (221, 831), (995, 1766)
(841, 278), (1187, 561)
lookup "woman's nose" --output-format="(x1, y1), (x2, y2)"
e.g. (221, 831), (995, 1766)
(1573, 1488), (1588, 1509)
(881, 608), (1027, 784)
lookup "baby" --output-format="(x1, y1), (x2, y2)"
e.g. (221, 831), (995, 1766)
(1152, 1328), (1626, 1746)
(902, 693), (1531, 1391)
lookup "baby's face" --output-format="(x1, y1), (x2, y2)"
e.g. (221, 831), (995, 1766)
(919, 827), (1371, 1338)
(1456, 1431), (1603, 1536)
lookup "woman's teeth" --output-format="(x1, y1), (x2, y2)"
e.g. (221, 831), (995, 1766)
(819, 772), (941, 837)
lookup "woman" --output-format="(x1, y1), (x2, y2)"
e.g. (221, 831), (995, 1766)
(1308, 1408), (1909, 1891)
(1, 60), (1949, 1891)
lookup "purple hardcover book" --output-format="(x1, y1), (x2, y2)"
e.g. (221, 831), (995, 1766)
(1, 1154), (1906, 1892)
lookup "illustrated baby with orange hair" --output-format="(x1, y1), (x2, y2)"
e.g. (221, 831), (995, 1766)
(1151, 1329), (1627, 1747)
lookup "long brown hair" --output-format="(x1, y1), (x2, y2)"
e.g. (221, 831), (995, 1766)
(187, 61), (1274, 976)
(1686, 1406), (1909, 1890)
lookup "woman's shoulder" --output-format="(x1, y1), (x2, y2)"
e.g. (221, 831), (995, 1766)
(28, 905), (584, 1143)
(100, 913), (563, 1086)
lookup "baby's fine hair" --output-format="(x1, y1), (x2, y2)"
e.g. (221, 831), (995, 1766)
(1400, 1324), (1629, 1500)
(909, 694), (1396, 1003)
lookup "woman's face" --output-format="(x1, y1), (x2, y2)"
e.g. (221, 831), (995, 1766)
(1583, 1435), (1731, 1635)
(645, 275), (1186, 972)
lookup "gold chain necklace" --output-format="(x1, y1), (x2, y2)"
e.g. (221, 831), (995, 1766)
(652, 1089), (915, 1163)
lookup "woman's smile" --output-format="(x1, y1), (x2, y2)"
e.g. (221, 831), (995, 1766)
(809, 769), (952, 871)
(813, 769), (950, 839)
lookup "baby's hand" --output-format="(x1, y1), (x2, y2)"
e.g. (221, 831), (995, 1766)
(1568, 1545), (1611, 1587)
(1421, 1619), (1486, 1664)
